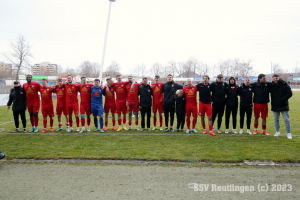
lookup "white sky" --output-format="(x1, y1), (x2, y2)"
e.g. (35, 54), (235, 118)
(0, 0), (299, 76)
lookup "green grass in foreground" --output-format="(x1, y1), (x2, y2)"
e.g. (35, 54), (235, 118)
(0, 92), (300, 162)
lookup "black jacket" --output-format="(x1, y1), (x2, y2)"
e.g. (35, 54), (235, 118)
(162, 81), (183, 104)
(251, 80), (271, 104)
(138, 84), (152, 107)
(211, 81), (227, 104)
(175, 94), (186, 114)
(270, 79), (293, 112)
(238, 83), (253, 107)
(7, 86), (27, 111)
(225, 79), (239, 106)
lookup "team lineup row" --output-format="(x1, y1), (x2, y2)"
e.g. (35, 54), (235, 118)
(7, 73), (293, 139)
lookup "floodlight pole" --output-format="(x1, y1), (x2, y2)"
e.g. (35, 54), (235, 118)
(99, 0), (116, 83)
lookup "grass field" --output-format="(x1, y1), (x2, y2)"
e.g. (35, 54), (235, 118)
(0, 92), (300, 162)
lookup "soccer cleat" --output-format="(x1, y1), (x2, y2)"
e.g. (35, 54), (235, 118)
(79, 128), (85, 133)
(0, 153), (6, 160)
(176, 129), (179, 132)
(12, 129), (19, 132)
(126, 127), (132, 131)
(217, 129), (221, 134)
(203, 130), (207, 134)
(132, 115), (135, 118)
(209, 131), (216, 136)
(239, 129), (243, 134)
(76, 127), (80, 132)
(141, 128), (145, 131)
(274, 132), (281, 137)
(262, 131), (269, 136)
(41, 129), (47, 133)
(34, 128), (38, 133)
(212, 126), (215, 131)
(225, 129), (229, 134)
(23, 129), (27, 133)
(232, 129), (238, 134)
(117, 127), (122, 132)
(191, 129), (197, 133)
(135, 127), (140, 131)
(56, 127), (62, 132)
(247, 130), (252, 135)
(66, 127), (70, 132)
(253, 130), (258, 135)
(147, 128), (151, 131)
(94, 128), (99, 132)
(160, 127), (163, 131)
(104, 127), (108, 131)
(112, 127), (117, 130)
(70, 127), (74, 132)
(123, 126), (127, 130)
(50, 128), (54, 132)
(165, 127), (169, 132)
(29, 128), (35, 133)
(109, 116), (112, 118)
(100, 129), (104, 133)
(170, 127), (174, 132)
(152, 127), (157, 130)
(181, 129), (184, 132)
(287, 133), (292, 140)
(186, 129), (190, 133)
(87, 126), (91, 132)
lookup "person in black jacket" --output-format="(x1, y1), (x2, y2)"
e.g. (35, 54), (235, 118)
(7, 81), (27, 132)
(162, 74), (183, 132)
(138, 77), (153, 131)
(174, 89), (185, 132)
(238, 77), (253, 135)
(271, 74), (293, 139)
(251, 74), (272, 135)
(225, 77), (239, 134)
(210, 74), (227, 133)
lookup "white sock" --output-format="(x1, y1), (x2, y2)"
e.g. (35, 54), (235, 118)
(123, 124), (126, 126)
(136, 125), (138, 129)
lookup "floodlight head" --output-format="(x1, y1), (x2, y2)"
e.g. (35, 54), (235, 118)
(109, 0), (116, 2)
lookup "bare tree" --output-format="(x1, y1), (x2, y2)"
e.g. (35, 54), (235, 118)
(134, 65), (141, 77)
(239, 59), (254, 77)
(78, 61), (94, 76)
(214, 60), (227, 76)
(150, 62), (162, 77)
(176, 61), (185, 77)
(3, 34), (33, 80)
(106, 60), (120, 78)
(272, 63), (288, 81)
(138, 63), (147, 77)
(167, 60), (177, 77)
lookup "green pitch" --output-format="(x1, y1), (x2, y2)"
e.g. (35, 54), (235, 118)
(0, 92), (299, 162)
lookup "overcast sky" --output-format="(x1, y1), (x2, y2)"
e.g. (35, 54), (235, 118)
(0, 0), (299, 76)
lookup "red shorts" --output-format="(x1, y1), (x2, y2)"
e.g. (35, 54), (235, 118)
(80, 102), (91, 115)
(128, 101), (139, 113)
(28, 104), (40, 113)
(56, 104), (67, 116)
(254, 103), (268, 118)
(42, 105), (54, 118)
(104, 103), (116, 114)
(116, 100), (127, 114)
(66, 102), (79, 115)
(185, 105), (198, 118)
(198, 102), (212, 117)
(153, 102), (163, 114)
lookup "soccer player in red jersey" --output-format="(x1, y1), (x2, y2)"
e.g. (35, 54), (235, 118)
(126, 76), (141, 130)
(113, 75), (130, 131)
(23, 74), (41, 133)
(151, 75), (164, 131)
(182, 79), (198, 133)
(78, 76), (93, 133)
(40, 79), (54, 133)
(103, 78), (116, 130)
(65, 75), (80, 132)
(53, 78), (69, 131)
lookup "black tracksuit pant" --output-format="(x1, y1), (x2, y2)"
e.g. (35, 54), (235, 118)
(225, 105), (238, 129)
(212, 102), (225, 129)
(176, 113), (185, 130)
(240, 105), (252, 129)
(140, 106), (151, 129)
(13, 110), (26, 129)
(164, 103), (175, 127)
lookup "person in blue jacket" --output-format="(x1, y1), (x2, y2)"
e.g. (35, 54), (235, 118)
(91, 79), (105, 132)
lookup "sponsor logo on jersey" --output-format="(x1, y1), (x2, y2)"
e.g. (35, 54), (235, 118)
(32, 85), (34, 88)
(27, 87), (33, 94)
(67, 88), (72, 94)
(188, 89), (194, 96)
(94, 90), (100, 96)
(249, 88), (251, 91)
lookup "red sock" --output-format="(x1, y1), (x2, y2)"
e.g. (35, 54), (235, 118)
(123, 118), (126, 124)
(159, 116), (163, 127)
(192, 118), (197, 129)
(70, 117), (73, 127)
(87, 116), (91, 126)
(262, 125), (266, 130)
(202, 124), (206, 129)
(76, 117), (80, 128)
(81, 118), (85, 127)
(209, 125), (213, 131)
(186, 118), (191, 129)
(43, 119), (47, 129)
(135, 121), (138, 125)
(254, 124), (258, 129)
(30, 117), (34, 126)
(112, 120), (116, 126)
(118, 119), (122, 126)
(35, 117), (39, 127)
(129, 122), (132, 126)
(50, 119), (54, 128)
(153, 116), (157, 127)
(105, 121), (108, 127)
(66, 123), (69, 127)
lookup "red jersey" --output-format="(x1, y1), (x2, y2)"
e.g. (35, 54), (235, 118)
(23, 82), (41, 105)
(65, 84), (79, 104)
(53, 85), (66, 106)
(104, 86), (115, 103)
(78, 83), (93, 103)
(151, 82), (163, 103)
(40, 86), (53, 106)
(126, 83), (141, 103)
(183, 86), (197, 106)
(113, 81), (129, 101)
